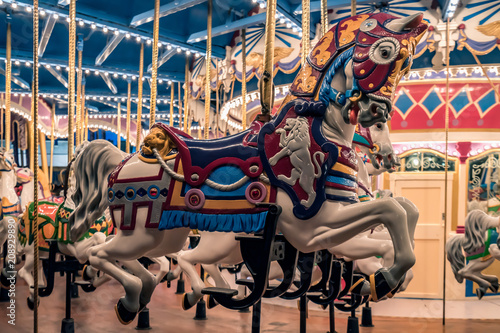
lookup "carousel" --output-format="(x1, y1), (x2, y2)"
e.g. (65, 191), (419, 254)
(0, 0), (499, 332)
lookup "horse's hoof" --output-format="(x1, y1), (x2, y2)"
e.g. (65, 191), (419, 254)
(81, 265), (92, 281)
(0, 269), (11, 289)
(363, 271), (394, 302)
(27, 297), (34, 310)
(181, 293), (195, 311)
(114, 299), (137, 325)
(489, 283), (499, 293)
(349, 276), (368, 296)
(166, 271), (177, 282)
(206, 295), (218, 309)
(476, 288), (487, 300)
(80, 283), (96, 293)
(138, 301), (148, 313)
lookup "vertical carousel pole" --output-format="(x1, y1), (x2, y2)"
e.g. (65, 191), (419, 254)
(136, 43), (144, 148)
(320, 0), (328, 37)
(204, 0), (212, 139)
(67, 0), (76, 161)
(126, 79), (131, 153)
(75, 36), (83, 147)
(215, 60), (219, 138)
(184, 57), (190, 133)
(443, 17), (450, 327)
(49, 104), (55, 186)
(241, 29), (247, 130)
(178, 82), (182, 130)
(149, 0), (160, 128)
(169, 84), (174, 127)
(80, 78), (86, 143)
(117, 103), (121, 149)
(32, 2), (40, 332)
(301, 0), (310, 67)
(84, 108), (88, 141)
(259, 0), (277, 120)
(5, 18), (11, 150)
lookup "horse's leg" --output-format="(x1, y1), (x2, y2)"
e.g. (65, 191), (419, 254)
(120, 260), (157, 309)
(355, 257), (383, 276)
(176, 232), (241, 310)
(203, 264), (230, 289)
(277, 169), (300, 185)
(489, 244), (500, 260)
(459, 258), (494, 298)
(0, 219), (8, 254)
(394, 197), (419, 247)
(330, 237), (394, 264)
(17, 243), (36, 306)
(149, 256), (170, 285)
(279, 194), (415, 299)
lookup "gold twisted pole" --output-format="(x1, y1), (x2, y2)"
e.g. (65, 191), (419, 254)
(260, 0), (277, 118)
(169, 84), (174, 127)
(126, 79), (131, 153)
(117, 103), (121, 149)
(150, 0), (160, 128)
(75, 46), (82, 146)
(49, 103), (55, 186)
(32, 2), (40, 332)
(184, 57), (190, 132)
(204, 0), (213, 139)
(80, 80), (86, 143)
(321, 0), (328, 37)
(5, 20), (11, 150)
(443, 17), (450, 326)
(215, 60), (219, 138)
(178, 81), (182, 130)
(301, 0), (310, 67)
(84, 107), (88, 141)
(351, 0), (356, 16)
(67, 0), (76, 160)
(136, 43), (144, 148)
(241, 29), (247, 130)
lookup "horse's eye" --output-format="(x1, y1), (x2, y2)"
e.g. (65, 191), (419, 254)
(380, 48), (390, 59)
(376, 123), (383, 129)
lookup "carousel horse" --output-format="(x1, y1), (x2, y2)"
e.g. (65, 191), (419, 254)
(447, 209), (500, 299)
(68, 13), (427, 324)
(16, 167), (53, 209)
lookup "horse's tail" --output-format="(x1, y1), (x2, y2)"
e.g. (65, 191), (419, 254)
(69, 140), (126, 242)
(313, 151), (325, 178)
(446, 234), (465, 283)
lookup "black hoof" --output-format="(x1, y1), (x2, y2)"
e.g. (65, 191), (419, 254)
(349, 275), (366, 295)
(0, 271), (10, 289)
(207, 295), (218, 309)
(166, 271), (177, 282)
(114, 299), (137, 325)
(27, 297), (34, 310)
(476, 288), (486, 300)
(80, 283), (96, 293)
(182, 293), (195, 311)
(367, 271), (394, 302)
(489, 283), (499, 293)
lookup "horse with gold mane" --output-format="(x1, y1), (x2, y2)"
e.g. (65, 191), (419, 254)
(68, 13), (428, 324)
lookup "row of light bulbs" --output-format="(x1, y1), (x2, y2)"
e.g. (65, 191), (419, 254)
(251, 0), (303, 36)
(408, 66), (500, 80)
(0, 0), (205, 59)
(394, 142), (500, 158)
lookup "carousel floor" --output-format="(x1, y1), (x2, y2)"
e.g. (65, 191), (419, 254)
(1, 272), (499, 333)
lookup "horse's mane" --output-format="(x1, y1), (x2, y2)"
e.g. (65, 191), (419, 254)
(463, 209), (492, 253)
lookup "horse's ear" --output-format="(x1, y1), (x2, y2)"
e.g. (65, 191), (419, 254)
(386, 13), (423, 32)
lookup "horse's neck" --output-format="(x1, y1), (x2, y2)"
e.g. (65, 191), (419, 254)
(20, 181), (35, 204)
(321, 66), (355, 148)
(0, 171), (18, 204)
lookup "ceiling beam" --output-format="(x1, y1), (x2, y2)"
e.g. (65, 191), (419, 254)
(0, 65), (30, 90)
(13, 0), (225, 58)
(148, 49), (176, 72)
(95, 33), (125, 66)
(187, 13), (266, 43)
(130, 0), (207, 27)
(277, 0), (315, 38)
(99, 72), (118, 94)
(57, 0), (70, 6)
(294, 0), (374, 15)
(45, 66), (69, 88)
(39, 14), (57, 57)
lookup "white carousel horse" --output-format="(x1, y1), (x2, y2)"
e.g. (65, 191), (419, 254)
(446, 209), (500, 299)
(16, 167), (53, 209)
(68, 13), (427, 324)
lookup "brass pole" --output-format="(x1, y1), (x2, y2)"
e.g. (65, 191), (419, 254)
(126, 80), (131, 153)
(5, 21), (11, 150)
(184, 57), (190, 132)
(204, 0), (212, 139)
(32, 1), (40, 332)
(84, 107), (88, 141)
(40, 130), (48, 178)
(29, 103), (34, 171)
(117, 103), (121, 149)
(443, 17), (450, 326)
(67, 0), (76, 160)
(241, 29), (247, 130)
(320, 0), (328, 37)
(80, 80), (85, 143)
(260, 0), (277, 117)
(351, 0), (356, 16)
(301, 0), (310, 67)
(150, 0), (160, 128)
(215, 60), (219, 138)
(75, 48), (82, 146)
(178, 81), (182, 130)
(169, 84), (174, 127)
(49, 104), (55, 186)
(136, 43), (144, 148)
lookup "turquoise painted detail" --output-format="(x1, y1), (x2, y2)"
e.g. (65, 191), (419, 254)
(353, 133), (371, 147)
(326, 175), (357, 188)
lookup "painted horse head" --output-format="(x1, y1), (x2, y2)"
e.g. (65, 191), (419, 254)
(354, 123), (400, 173)
(0, 148), (15, 172)
(293, 12), (427, 128)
